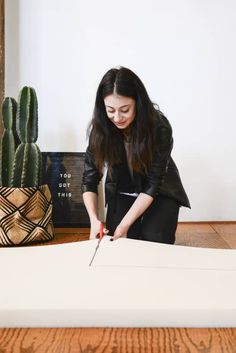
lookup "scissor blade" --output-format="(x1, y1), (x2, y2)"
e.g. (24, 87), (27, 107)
(89, 238), (101, 266)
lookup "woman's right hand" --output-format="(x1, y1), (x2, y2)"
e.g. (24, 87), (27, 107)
(89, 219), (109, 240)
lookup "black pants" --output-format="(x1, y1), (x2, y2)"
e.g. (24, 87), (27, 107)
(106, 194), (180, 244)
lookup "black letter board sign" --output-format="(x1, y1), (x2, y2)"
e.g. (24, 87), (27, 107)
(42, 152), (90, 227)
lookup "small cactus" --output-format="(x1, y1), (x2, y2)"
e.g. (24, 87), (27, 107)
(0, 97), (17, 186)
(11, 87), (42, 187)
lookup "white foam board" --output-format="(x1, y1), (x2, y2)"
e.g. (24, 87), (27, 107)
(93, 236), (236, 270)
(0, 237), (236, 327)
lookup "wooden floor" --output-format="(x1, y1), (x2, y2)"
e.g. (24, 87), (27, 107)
(0, 327), (236, 353)
(1, 222), (236, 353)
(33, 222), (236, 249)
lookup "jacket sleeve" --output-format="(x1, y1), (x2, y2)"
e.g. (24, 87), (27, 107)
(142, 117), (173, 197)
(81, 147), (103, 194)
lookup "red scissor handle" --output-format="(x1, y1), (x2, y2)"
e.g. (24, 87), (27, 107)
(99, 223), (104, 240)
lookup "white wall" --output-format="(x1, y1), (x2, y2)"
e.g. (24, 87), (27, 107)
(5, 0), (236, 221)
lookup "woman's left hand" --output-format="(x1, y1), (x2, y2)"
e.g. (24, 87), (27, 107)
(111, 223), (129, 241)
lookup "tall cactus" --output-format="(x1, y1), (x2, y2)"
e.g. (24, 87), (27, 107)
(11, 87), (42, 187)
(0, 97), (17, 186)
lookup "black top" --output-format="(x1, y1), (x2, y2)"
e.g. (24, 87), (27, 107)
(116, 151), (136, 193)
(81, 111), (191, 208)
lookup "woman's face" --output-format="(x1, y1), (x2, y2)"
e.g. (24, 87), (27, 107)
(104, 94), (136, 130)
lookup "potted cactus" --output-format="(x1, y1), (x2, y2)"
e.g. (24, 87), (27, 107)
(0, 87), (54, 246)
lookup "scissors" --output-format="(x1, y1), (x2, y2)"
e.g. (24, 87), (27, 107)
(89, 223), (104, 266)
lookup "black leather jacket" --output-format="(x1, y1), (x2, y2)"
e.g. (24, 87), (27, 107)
(82, 113), (190, 208)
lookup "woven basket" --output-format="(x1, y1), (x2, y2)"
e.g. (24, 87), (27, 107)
(0, 184), (54, 246)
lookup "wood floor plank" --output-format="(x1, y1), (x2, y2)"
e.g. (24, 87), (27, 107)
(28, 229), (89, 247)
(210, 223), (236, 235)
(0, 328), (236, 353)
(175, 232), (231, 248)
(42, 233), (88, 246)
(210, 224), (236, 249)
(176, 223), (216, 234)
(218, 235), (236, 249)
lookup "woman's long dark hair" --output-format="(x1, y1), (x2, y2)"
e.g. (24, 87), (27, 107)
(88, 66), (160, 175)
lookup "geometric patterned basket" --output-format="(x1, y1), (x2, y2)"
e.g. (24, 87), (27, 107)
(0, 184), (54, 246)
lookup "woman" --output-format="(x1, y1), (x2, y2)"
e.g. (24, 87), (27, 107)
(82, 66), (190, 243)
